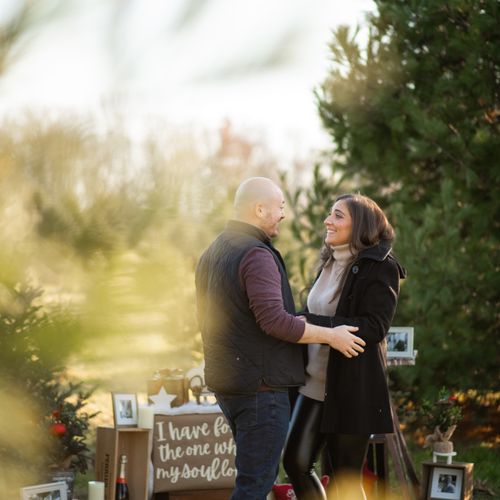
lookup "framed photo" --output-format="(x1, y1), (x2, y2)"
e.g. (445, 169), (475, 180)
(428, 466), (463, 499)
(112, 392), (138, 427)
(422, 461), (473, 500)
(387, 326), (414, 359)
(20, 481), (68, 500)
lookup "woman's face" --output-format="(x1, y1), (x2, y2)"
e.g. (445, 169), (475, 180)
(324, 199), (353, 247)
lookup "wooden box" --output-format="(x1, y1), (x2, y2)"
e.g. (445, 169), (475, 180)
(154, 489), (232, 500)
(421, 461), (473, 500)
(95, 427), (150, 500)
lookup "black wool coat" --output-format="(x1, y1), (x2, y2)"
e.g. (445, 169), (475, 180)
(304, 241), (406, 434)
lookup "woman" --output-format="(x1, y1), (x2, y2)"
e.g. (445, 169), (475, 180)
(283, 193), (406, 499)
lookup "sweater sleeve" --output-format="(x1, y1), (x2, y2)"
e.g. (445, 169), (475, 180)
(240, 247), (305, 342)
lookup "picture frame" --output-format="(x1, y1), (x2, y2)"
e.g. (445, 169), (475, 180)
(422, 461), (473, 500)
(387, 326), (414, 359)
(112, 392), (138, 427)
(428, 466), (463, 499)
(20, 481), (68, 500)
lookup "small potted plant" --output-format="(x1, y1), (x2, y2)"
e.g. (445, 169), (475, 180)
(421, 387), (463, 454)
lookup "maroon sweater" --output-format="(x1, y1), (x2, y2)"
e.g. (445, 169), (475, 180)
(239, 247), (305, 343)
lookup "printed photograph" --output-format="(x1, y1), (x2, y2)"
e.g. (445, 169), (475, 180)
(21, 482), (68, 500)
(438, 473), (458, 494)
(429, 467), (463, 500)
(112, 393), (138, 427)
(387, 327), (414, 359)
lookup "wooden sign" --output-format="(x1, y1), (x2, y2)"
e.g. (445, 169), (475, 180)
(153, 412), (236, 492)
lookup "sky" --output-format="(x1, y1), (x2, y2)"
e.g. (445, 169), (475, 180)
(0, 0), (375, 158)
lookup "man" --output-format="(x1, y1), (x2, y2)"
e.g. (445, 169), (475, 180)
(441, 475), (455, 493)
(195, 177), (364, 500)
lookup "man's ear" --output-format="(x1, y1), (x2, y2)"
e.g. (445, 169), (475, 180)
(255, 203), (265, 219)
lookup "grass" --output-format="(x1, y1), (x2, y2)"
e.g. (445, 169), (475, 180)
(71, 438), (498, 499)
(389, 440), (500, 499)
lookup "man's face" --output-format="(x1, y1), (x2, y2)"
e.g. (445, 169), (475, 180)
(258, 189), (285, 238)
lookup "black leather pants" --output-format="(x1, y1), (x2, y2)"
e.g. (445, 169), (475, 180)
(283, 394), (370, 499)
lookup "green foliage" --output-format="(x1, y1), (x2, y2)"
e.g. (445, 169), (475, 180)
(311, 0), (500, 394)
(43, 381), (98, 473)
(0, 281), (96, 475)
(0, 3), (32, 76)
(8, 120), (168, 259)
(0, 282), (71, 378)
(419, 387), (463, 432)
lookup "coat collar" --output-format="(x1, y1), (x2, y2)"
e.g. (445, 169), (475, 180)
(226, 220), (271, 245)
(356, 240), (406, 279)
(357, 240), (392, 262)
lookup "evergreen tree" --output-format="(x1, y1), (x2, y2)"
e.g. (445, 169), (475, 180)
(306, 0), (499, 394)
(0, 281), (96, 479)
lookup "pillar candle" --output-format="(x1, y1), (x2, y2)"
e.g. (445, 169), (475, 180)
(88, 480), (105, 500)
(138, 405), (155, 429)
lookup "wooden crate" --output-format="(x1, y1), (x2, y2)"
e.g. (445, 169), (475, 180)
(95, 427), (150, 500)
(421, 461), (473, 500)
(154, 489), (232, 500)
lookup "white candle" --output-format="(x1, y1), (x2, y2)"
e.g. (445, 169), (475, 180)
(88, 481), (105, 500)
(138, 405), (155, 429)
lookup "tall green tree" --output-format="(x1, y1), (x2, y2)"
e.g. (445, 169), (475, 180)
(302, 0), (499, 394)
(0, 280), (96, 492)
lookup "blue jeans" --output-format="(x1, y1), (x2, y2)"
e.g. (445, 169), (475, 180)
(215, 390), (290, 500)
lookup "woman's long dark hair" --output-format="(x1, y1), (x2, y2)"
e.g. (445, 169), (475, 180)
(320, 193), (395, 301)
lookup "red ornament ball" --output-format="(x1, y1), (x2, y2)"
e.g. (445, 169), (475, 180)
(51, 422), (67, 437)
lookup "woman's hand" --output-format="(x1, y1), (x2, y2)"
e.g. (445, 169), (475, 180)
(329, 325), (365, 358)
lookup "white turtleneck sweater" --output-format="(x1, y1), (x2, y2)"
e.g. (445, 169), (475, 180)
(299, 243), (353, 402)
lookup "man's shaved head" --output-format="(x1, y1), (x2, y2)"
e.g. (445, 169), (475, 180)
(233, 177), (285, 238)
(234, 177), (282, 216)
